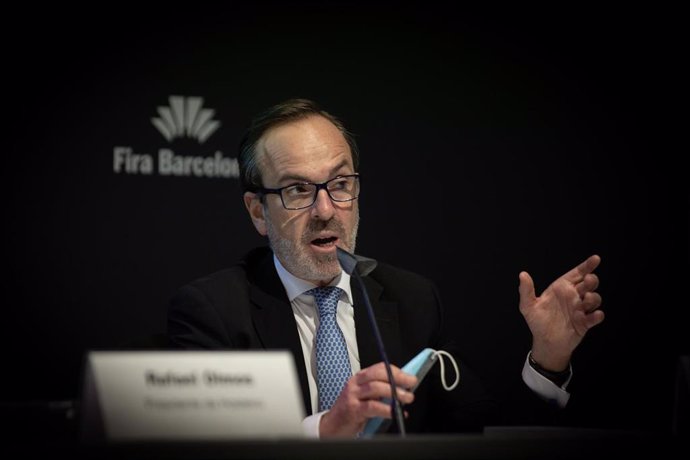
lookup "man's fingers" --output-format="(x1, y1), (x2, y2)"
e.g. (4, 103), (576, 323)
(356, 363), (417, 389)
(354, 363), (393, 384)
(360, 399), (400, 419)
(576, 273), (599, 298)
(563, 254), (601, 284)
(584, 309), (605, 329)
(580, 292), (602, 313)
(324, 363), (417, 438)
(518, 271), (536, 308)
(356, 380), (415, 404)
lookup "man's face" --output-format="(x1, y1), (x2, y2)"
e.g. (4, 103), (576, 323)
(243, 115), (359, 285)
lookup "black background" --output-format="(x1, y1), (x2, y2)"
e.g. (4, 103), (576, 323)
(3, 2), (687, 435)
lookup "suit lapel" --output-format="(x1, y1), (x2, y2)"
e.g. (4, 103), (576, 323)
(247, 254), (312, 416)
(353, 275), (405, 369)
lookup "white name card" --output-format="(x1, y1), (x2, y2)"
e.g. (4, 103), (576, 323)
(80, 351), (306, 441)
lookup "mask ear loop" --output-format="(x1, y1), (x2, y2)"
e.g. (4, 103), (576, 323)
(432, 350), (460, 391)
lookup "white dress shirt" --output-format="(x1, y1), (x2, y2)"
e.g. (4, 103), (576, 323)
(272, 255), (570, 438)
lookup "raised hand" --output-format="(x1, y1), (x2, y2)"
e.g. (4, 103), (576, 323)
(518, 255), (604, 371)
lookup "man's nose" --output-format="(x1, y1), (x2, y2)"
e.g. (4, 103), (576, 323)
(311, 189), (336, 220)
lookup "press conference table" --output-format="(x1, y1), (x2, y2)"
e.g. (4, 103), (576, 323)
(3, 400), (685, 459)
(12, 427), (685, 460)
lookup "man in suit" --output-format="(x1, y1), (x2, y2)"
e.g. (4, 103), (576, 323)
(168, 98), (604, 438)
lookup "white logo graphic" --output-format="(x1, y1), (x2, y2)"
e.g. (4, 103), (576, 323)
(151, 96), (220, 144)
(113, 95), (238, 178)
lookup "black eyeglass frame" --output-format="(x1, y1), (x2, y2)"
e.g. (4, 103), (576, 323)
(256, 173), (360, 210)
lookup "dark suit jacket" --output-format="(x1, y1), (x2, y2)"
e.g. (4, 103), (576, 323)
(168, 246), (556, 433)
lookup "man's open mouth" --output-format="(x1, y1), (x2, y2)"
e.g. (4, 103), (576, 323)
(311, 236), (338, 247)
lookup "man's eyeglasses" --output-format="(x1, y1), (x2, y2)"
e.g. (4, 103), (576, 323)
(257, 174), (360, 210)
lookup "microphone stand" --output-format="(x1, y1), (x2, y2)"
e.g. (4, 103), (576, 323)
(336, 247), (406, 436)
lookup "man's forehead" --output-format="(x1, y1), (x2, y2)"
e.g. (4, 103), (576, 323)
(256, 116), (352, 177)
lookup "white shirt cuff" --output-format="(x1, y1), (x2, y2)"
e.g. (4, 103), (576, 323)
(521, 353), (571, 408)
(302, 410), (327, 438)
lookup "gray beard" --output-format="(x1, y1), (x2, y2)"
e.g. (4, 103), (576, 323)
(265, 210), (359, 283)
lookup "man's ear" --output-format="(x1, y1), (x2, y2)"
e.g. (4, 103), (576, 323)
(243, 191), (268, 236)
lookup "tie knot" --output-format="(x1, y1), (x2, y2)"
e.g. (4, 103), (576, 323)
(307, 286), (343, 317)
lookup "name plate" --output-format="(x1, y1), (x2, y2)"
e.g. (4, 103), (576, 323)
(80, 351), (306, 441)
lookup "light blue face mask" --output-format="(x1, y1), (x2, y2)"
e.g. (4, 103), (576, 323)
(360, 347), (460, 438)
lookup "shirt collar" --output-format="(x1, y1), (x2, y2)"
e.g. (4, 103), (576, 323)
(273, 253), (353, 305)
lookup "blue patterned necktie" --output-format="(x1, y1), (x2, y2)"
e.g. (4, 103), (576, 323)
(307, 286), (352, 412)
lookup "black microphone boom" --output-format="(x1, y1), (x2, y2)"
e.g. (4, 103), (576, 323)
(336, 246), (406, 436)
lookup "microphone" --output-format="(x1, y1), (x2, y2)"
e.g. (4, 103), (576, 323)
(336, 246), (406, 436)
